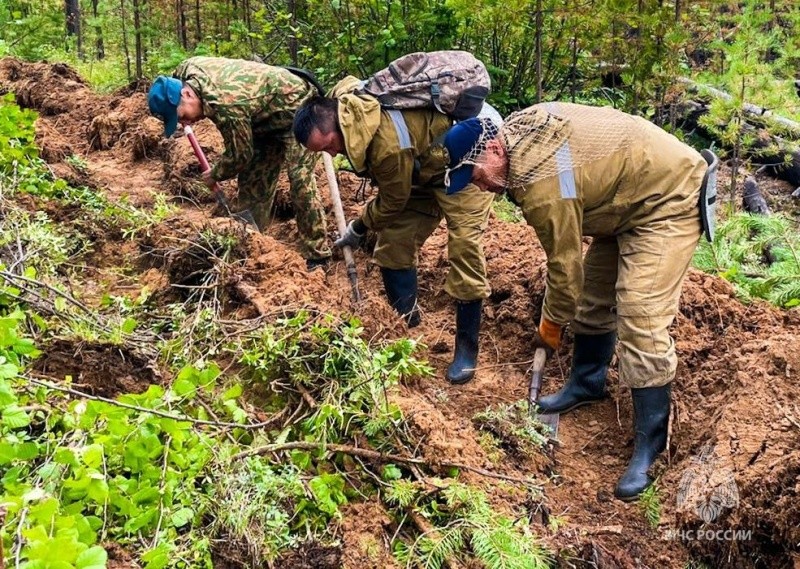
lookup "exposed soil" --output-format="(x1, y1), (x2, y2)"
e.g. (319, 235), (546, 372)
(3, 58), (800, 569)
(33, 339), (157, 397)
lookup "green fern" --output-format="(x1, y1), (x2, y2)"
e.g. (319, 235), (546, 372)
(413, 525), (466, 569)
(394, 482), (550, 569)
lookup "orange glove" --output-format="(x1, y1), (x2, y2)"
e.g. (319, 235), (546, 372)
(533, 318), (562, 354)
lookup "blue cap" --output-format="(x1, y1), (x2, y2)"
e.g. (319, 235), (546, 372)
(148, 76), (183, 136)
(444, 118), (485, 195)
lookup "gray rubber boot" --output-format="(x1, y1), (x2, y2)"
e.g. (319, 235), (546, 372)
(446, 300), (482, 384)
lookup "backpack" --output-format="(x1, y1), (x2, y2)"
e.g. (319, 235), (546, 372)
(358, 51), (491, 121)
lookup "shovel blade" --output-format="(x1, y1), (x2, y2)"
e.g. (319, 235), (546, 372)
(538, 412), (560, 441)
(230, 209), (259, 230)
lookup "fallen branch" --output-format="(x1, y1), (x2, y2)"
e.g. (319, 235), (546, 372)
(677, 78), (800, 136)
(231, 441), (538, 486)
(24, 375), (286, 431)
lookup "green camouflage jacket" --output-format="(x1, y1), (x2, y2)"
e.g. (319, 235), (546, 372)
(174, 56), (314, 181)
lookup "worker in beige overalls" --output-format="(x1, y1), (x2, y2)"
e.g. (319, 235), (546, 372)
(442, 102), (717, 499)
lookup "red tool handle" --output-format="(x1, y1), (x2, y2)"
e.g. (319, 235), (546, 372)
(184, 125), (212, 174)
(183, 125), (232, 214)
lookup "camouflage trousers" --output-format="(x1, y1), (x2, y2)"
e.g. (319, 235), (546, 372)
(236, 134), (331, 260)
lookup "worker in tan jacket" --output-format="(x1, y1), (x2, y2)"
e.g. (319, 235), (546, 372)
(443, 102), (715, 500)
(292, 76), (497, 384)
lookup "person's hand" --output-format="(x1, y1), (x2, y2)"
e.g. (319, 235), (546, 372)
(532, 318), (562, 357)
(201, 169), (216, 189)
(334, 219), (366, 249)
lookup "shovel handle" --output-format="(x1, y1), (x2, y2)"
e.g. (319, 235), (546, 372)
(184, 126), (211, 172)
(322, 153), (362, 303)
(528, 347), (548, 407)
(184, 125), (229, 209)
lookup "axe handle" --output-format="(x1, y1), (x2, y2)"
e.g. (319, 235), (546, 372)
(322, 153), (362, 302)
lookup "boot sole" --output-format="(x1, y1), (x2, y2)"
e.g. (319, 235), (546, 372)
(614, 491), (640, 502)
(447, 374), (474, 385)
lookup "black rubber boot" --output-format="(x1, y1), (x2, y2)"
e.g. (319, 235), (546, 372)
(446, 300), (482, 384)
(306, 257), (330, 272)
(538, 331), (616, 414)
(380, 268), (421, 328)
(614, 384), (671, 501)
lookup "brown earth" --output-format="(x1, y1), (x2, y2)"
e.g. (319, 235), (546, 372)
(2, 57), (800, 569)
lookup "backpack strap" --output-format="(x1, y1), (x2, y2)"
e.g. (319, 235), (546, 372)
(281, 66), (326, 96)
(387, 110), (413, 150)
(544, 102), (577, 199)
(430, 82), (444, 114)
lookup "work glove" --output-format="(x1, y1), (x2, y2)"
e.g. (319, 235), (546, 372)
(532, 317), (562, 358)
(334, 219), (366, 249)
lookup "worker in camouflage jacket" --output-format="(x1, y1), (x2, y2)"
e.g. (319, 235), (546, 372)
(292, 76), (497, 385)
(147, 56), (331, 269)
(443, 102), (714, 500)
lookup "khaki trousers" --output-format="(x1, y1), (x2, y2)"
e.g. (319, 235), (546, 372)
(372, 184), (494, 301)
(572, 213), (702, 388)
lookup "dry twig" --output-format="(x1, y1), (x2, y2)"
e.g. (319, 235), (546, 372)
(231, 441), (538, 485)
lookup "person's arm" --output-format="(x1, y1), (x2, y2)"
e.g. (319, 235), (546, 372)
(210, 109), (254, 181)
(359, 149), (414, 231)
(525, 192), (585, 326)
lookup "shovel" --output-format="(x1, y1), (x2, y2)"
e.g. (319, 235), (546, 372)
(528, 347), (560, 440)
(184, 125), (259, 230)
(321, 153), (362, 303)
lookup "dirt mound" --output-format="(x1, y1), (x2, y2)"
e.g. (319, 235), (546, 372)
(662, 272), (800, 567)
(0, 57), (165, 168)
(163, 120), (222, 201)
(337, 502), (399, 569)
(33, 338), (158, 398)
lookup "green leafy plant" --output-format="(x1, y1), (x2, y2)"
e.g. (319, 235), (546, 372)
(693, 212), (800, 307)
(492, 195), (523, 223)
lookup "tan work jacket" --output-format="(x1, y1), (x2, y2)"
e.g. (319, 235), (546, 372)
(331, 76), (453, 230)
(506, 103), (707, 326)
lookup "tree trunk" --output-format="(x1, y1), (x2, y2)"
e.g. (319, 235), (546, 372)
(132, 0), (143, 78)
(194, 0), (201, 47)
(288, 0), (298, 65)
(121, 0), (132, 80)
(534, 0), (542, 103)
(176, 0), (188, 49)
(91, 0), (104, 59)
(65, 0), (83, 58)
